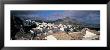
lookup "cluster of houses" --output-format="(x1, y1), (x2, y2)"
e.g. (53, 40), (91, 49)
(27, 20), (78, 33)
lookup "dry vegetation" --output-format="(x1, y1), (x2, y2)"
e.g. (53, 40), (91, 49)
(51, 32), (84, 40)
(52, 32), (73, 40)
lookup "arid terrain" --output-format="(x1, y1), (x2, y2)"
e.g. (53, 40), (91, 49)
(11, 10), (100, 40)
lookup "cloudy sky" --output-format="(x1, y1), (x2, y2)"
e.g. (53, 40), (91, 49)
(11, 10), (100, 24)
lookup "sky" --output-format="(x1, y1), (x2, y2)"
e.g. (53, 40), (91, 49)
(11, 10), (100, 24)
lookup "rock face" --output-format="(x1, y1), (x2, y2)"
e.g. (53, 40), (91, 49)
(84, 31), (96, 38)
(82, 29), (100, 40)
(69, 32), (84, 40)
(15, 32), (32, 40)
(45, 35), (57, 40)
(82, 35), (99, 40)
(52, 32), (73, 40)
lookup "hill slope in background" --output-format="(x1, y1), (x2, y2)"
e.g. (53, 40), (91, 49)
(52, 17), (100, 28)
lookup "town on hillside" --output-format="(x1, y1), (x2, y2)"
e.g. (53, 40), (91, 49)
(11, 19), (100, 40)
